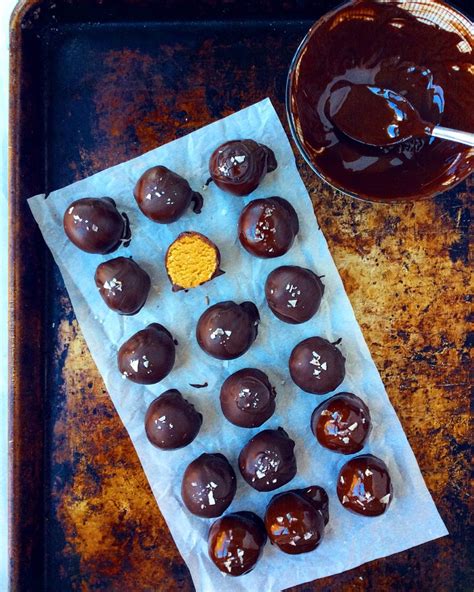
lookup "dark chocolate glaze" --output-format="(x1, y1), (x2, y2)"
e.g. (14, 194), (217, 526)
(134, 165), (203, 223)
(208, 511), (267, 576)
(196, 301), (260, 360)
(289, 336), (345, 395)
(238, 197), (299, 259)
(181, 453), (236, 518)
(209, 139), (277, 196)
(220, 368), (276, 428)
(117, 323), (175, 385)
(94, 257), (151, 315)
(238, 428), (297, 492)
(145, 389), (202, 450)
(265, 265), (324, 324)
(337, 454), (393, 517)
(63, 197), (130, 254)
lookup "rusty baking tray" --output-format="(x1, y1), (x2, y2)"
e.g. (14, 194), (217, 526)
(9, 0), (472, 590)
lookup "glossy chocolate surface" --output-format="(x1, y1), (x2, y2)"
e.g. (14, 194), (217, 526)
(196, 301), (259, 360)
(208, 511), (267, 576)
(238, 428), (297, 492)
(209, 139), (277, 196)
(220, 368), (276, 428)
(289, 336), (345, 395)
(265, 265), (324, 324)
(238, 197), (299, 258)
(145, 389), (202, 450)
(181, 453), (236, 518)
(337, 454), (393, 517)
(117, 323), (175, 384)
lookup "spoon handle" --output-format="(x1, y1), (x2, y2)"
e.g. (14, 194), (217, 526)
(430, 126), (474, 147)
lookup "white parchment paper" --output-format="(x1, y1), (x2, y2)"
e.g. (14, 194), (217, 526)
(28, 98), (447, 591)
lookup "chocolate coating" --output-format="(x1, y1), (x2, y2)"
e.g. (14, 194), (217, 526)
(63, 197), (130, 254)
(289, 336), (345, 395)
(238, 197), (299, 258)
(118, 323), (175, 384)
(134, 165), (203, 223)
(181, 453), (237, 518)
(337, 454), (393, 517)
(264, 486), (328, 554)
(196, 301), (259, 360)
(220, 368), (276, 428)
(238, 428), (297, 492)
(265, 265), (324, 324)
(208, 511), (267, 576)
(311, 392), (371, 454)
(209, 139), (277, 196)
(95, 257), (151, 315)
(145, 389), (202, 450)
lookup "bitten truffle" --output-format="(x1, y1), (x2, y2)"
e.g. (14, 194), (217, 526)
(220, 368), (276, 428)
(238, 197), (299, 258)
(145, 389), (202, 450)
(265, 265), (324, 324)
(337, 454), (393, 517)
(289, 336), (345, 394)
(118, 323), (175, 384)
(196, 301), (259, 360)
(209, 139), (277, 196)
(63, 197), (130, 254)
(238, 428), (297, 492)
(208, 511), (267, 576)
(134, 165), (203, 223)
(311, 392), (371, 454)
(264, 486), (329, 554)
(181, 453), (237, 518)
(95, 257), (151, 315)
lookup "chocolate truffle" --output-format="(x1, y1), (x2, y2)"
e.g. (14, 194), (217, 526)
(337, 454), (393, 517)
(208, 511), (267, 576)
(63, 197), (130, 254)
(209, 139), (277, 196)
(238, 197), (299, 258)
(181, 453), (237, 518)
(289, 336), (345, 395)
(311, 392), (371, 454)
(220, 368), (276, 428)
(238, 428), (297, 492)
(145, 389), (202, 450)
(118, 323), (175, 384)
(265, 265), (324, 324)
(196, 301), (259, 360)
(264, 486), (328, 554)
(95, 257), (151, 315)
(134, 165), (203, 223)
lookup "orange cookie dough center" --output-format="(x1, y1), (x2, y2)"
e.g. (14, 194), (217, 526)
(166, 233), (219, 290)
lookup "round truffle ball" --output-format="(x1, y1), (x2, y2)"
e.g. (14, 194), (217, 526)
(238, 428), (297, 492)
(181, 453), (237, 518)
(208, 511), (267, 576)
(196, 301), (259, 360)
(220, 368), (276, 428)
(289, 336), (345, 395)
(337, 454), (393, 517)
(63, 197), (130, 254)
(134, 165), (202, 223)
(265, 265), (324, 324)
(311, 392), (371, 454)
(209, 139), (277, 196)
(238, 197), (299, 258)
(95, 257), (151, 315)
(145, 389), (202, 450)
(118, 323), (175, 384)
(264, 486), (328, 554)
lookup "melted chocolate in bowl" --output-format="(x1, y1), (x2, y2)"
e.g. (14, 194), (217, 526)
(287, 0), (474, 202)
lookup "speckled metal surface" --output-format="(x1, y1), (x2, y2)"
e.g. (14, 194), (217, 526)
(9, 1), (472, 591)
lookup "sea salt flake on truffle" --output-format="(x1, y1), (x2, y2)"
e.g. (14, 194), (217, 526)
(348, 422), (358, 431)
(380, 493), (391, 504)
(130, 359), (139, 373)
